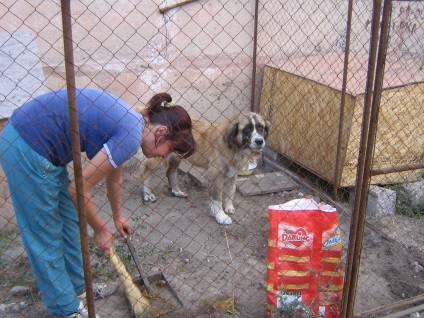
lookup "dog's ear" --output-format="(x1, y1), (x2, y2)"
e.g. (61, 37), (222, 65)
(265, 119), (271, 135)
(225, 122), (239, 149)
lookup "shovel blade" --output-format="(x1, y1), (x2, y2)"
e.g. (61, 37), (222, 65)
(133, 273), (183, 317)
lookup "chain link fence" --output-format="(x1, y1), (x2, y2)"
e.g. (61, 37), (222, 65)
(255, 0), (424, 316)
(0, 0), (423, 317)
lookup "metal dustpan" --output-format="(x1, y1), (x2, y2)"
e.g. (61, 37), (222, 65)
(125, 236), (183, 317)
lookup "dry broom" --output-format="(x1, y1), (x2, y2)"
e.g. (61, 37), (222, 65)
(109, 246), (152, 317)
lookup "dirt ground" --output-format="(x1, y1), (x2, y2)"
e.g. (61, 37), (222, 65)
(0, 155), (423, 318)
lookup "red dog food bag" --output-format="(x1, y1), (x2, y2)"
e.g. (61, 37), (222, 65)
(267, 198), (343, 317)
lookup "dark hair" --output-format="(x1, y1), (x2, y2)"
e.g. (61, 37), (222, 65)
(145, 93), (196, 158)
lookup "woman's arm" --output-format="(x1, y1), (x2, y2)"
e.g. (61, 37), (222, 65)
(106, 164), (132, 238)
(68, 149), (117, 255)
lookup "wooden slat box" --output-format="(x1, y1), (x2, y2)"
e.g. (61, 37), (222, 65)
(259, 54), (423, 187)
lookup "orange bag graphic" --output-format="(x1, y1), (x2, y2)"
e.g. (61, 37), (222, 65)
(267, 198), (343, 317)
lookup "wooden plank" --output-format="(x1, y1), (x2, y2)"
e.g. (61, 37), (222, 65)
(236, 172), (299, 196)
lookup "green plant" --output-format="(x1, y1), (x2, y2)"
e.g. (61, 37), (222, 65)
(0, 229), (20, 250)
(131, 214), (148, 232)
(222, 309), (241, 318)
(0, 229), (20, 270)
(388, 184), (424, 218)
(0, 233), (37, 301)
(268, 292), (313, 318)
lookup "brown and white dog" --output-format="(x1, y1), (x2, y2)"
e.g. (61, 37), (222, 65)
(137, 112), (270, 225)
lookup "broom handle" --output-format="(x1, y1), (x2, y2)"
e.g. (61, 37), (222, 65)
(125, 236), (154, 294)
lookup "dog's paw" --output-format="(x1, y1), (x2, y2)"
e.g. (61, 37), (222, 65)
(210, 200), (232, 225)
(142, 191), (157, 203)
(224, 204), (235, 215)
(171, 189), (187, 198)
(215, 211), (233, 225)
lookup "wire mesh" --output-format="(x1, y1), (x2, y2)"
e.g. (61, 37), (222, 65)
(0, 0), (423, 317)
(255, 0), (423, 316)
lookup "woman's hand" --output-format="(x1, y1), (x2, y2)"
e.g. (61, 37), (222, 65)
(114, 216), (132, 238)
(94, 227), (114, 256)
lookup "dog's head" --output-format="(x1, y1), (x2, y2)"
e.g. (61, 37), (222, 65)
(226, 112), (270, 153)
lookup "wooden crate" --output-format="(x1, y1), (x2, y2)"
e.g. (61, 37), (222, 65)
(259, 58), (424, 187)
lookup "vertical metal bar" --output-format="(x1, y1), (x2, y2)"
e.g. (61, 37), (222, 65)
(341, 0), (383, 316)
(333, 0), (354, 199)
(343, 0), (392, 316)
(60, 1), (96, 317)
(251, 0), (260, 112)
(349, 0), (392, 316)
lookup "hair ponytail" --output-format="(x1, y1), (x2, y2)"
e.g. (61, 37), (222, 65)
(145, 93), (196, 158)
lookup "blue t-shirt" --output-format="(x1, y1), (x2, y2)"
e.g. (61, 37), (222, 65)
(11, 88), (144, 167)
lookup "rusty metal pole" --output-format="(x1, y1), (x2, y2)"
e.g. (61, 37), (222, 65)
(354, 294), (424, 317)
(60, 1), (96, 317)
(348, 0), (392, 314)
(333, 0), (354, 199)
(371, 162), (424, 176)
(251, 0), (260, 113)
(341, 0), (382, 316)
(342, 0), (392, 316)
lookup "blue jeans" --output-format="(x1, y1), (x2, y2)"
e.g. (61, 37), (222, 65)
(0, 120), (84, 316)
